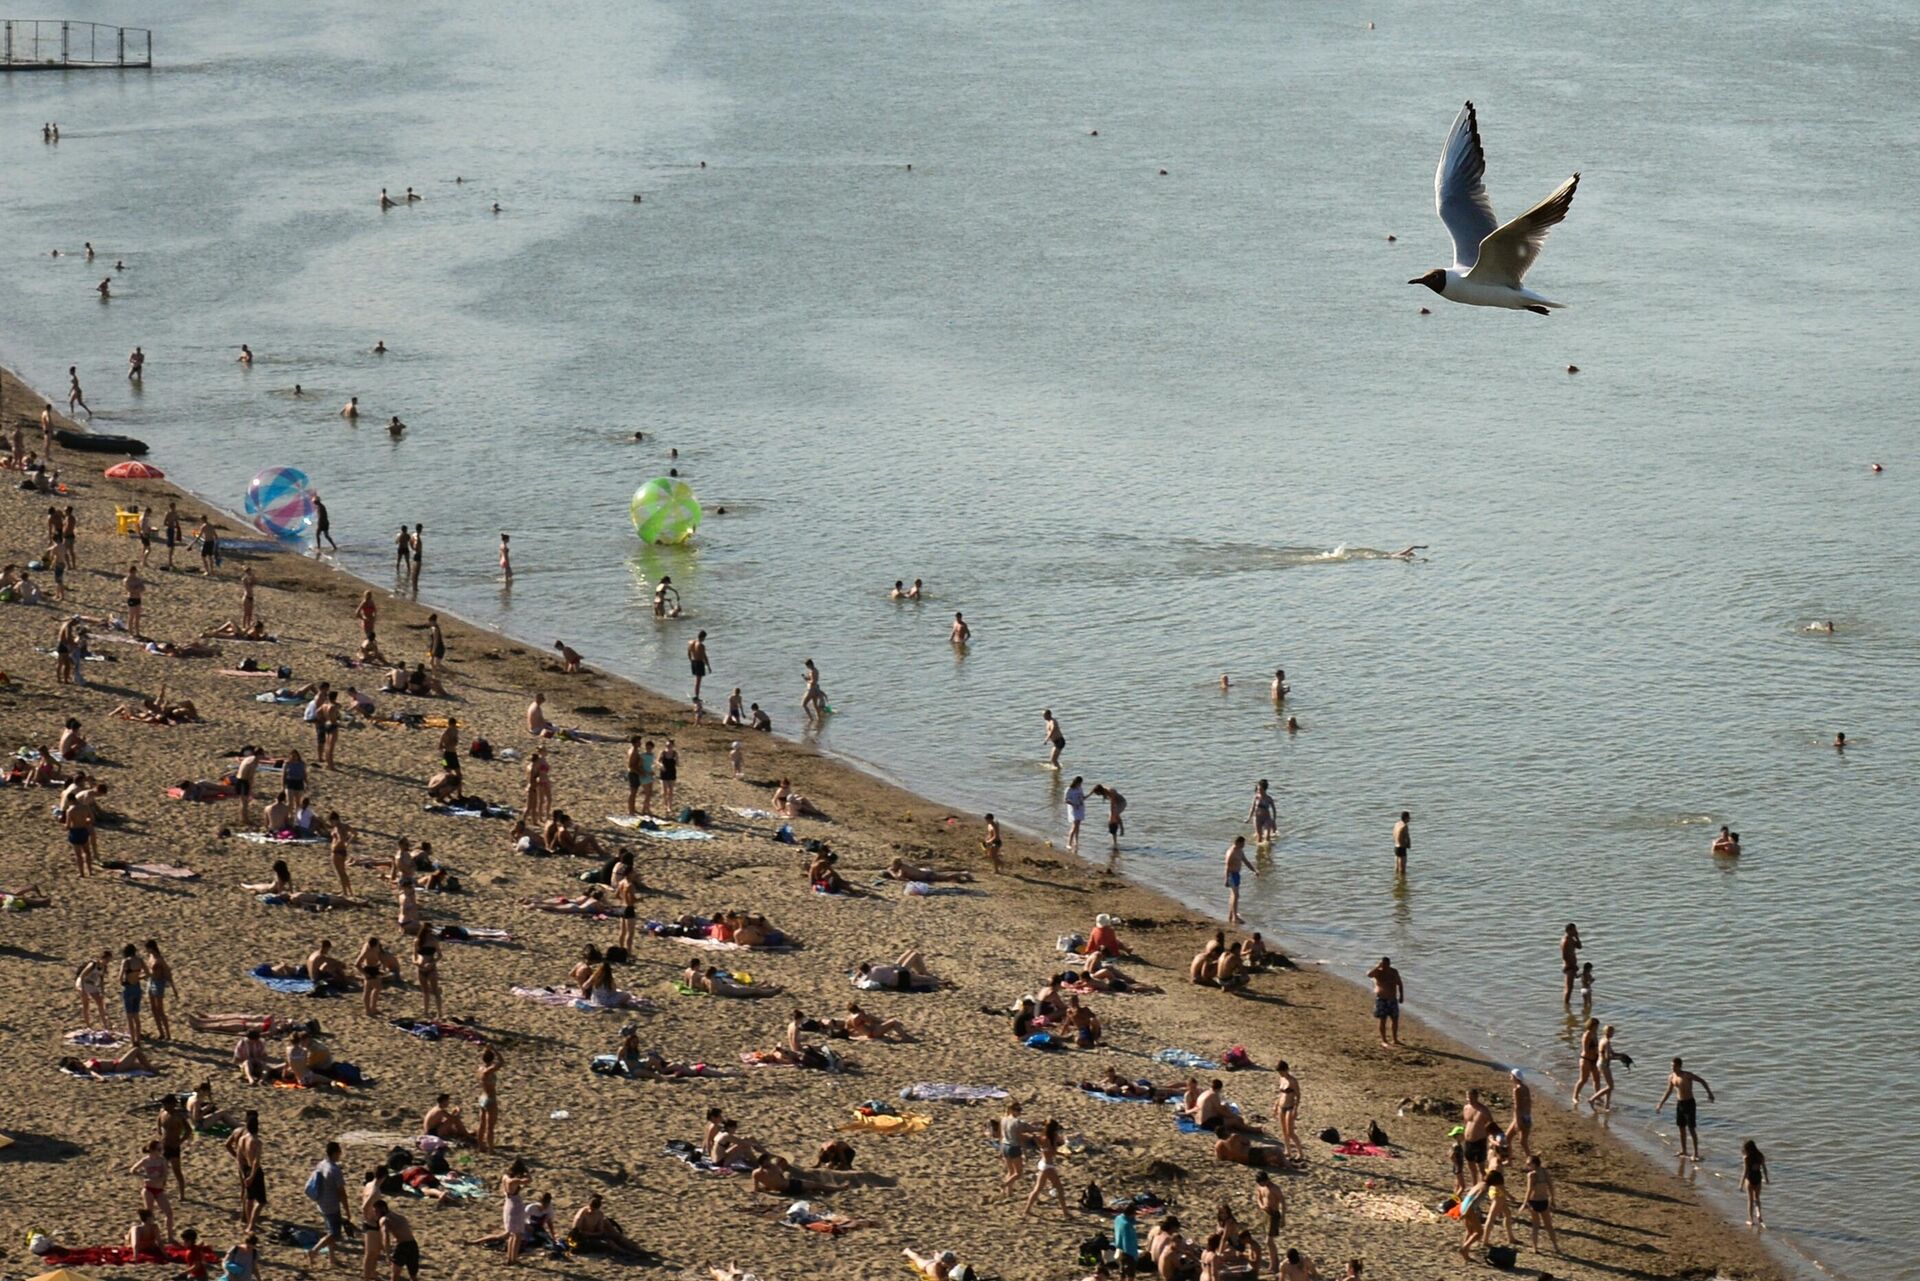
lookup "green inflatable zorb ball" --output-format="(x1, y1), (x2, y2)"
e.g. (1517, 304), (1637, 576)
(630, 477), (702, 545)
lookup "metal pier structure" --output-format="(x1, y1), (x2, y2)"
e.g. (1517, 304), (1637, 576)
(2, 19), (150, 69)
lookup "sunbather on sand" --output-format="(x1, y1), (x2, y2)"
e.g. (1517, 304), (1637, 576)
(111, 683), (198, 724)
(243, 859), (296, 894)
(1214, 1129), (1292, 1169)
(579, 962), (651, 1009)
(61, 1044), (158, 1076)
(749, 1154), (868, 1196)
(524, 888), (611, 914)
(807, 850), (852, 895)
(716, 913), (786, 948)
(186, 1013), (284, 1035)
(1077, 953), (1163, 994)
(773, 778), (825, 819)
(843, 1002), (912, 1041)
(203, 619), (272, 640)
(0, 883), (51, 907)
(611, 1029), (731, 1079)
(856, 951), (937, 991)
(1075, 1067), (1186, 1100)
(682, 963), (780, 998)
(568, 1195), (647, 1258)
(886, 858), (974, 883)
(424, 1093), (474, 1143)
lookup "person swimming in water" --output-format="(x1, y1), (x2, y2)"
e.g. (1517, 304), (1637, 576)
(1390, 545), (1429, 560)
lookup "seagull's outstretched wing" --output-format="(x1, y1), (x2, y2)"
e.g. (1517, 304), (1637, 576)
(1435, 101), (1498, 271)
(1466, 173), (1579, 288)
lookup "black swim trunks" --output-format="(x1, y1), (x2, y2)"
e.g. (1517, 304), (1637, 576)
(1676, 1098), (1697, 1128)
(246, 1168), (267, 1206)
(1462, 1137), (1488, 1165)
(391, 1239), (420, 1278)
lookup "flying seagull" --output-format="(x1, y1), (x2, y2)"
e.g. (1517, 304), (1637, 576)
(1409, 101), (1579, 315)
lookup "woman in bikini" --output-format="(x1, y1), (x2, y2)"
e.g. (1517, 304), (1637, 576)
(523, 750), (551, 824)
(413, 926), (444, 1019)
(143, 940), (175, 1041)
(475, 1048), (501, 1151)
(355, 936), (389, 1016)
(1523, 1154), (1560, 1250)
(1271, 1060), (1305, 1161)
(328, 813), (356, 895)
(1021, 1118), (1072, 1219)
(129, 1140), (176, 1240)
(1740, 1140), (1769, 1227)
(658, 738), (679, 810)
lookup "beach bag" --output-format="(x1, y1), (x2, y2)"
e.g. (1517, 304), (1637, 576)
(773, 825), (796, 845)
(1222, 1046), (1253, 1071)
(304, 1166), (325, 1203)
(1367, 1120), (1391, 1147)
(1487, 1245), (1517, 1269)
(469, 739), (493, 761)
(605, 945), (629, 964)
(1024, 1032), (1060, 1051)
(385, 1146), (412, 1172)
(427, 1149), (450, 1175)
(237, 656), (259, 672)
(1318, 1127), (1341, 1144)
(1078, 1180), (1105, 1213)
(1078, 1235), (1109, 1267)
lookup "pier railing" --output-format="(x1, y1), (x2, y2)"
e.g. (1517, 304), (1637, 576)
(2, 19), (151, 68)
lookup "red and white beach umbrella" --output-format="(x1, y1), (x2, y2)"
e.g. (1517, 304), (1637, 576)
(103, 461), (166, 480)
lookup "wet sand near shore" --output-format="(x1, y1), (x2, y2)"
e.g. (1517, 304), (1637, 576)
(0, 367), (1783, 1279)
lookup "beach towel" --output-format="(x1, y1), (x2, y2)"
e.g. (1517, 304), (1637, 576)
(442, 926), (512, 943)
(40, 1244), (217, 1266)
(238, 831), (321, 846)
(607, 815), (715, 840)
(250, 966), (316, 995)
(836, 1112), (930, 1136)
(167, 780), (237, 801)
(219, 668), (278, 678)
(728, 806), (776, 819)
(338, 1130), (418, 1147)
(1152, 1048), (1219, 1071)
(1175, 1103), (1241, 1135)
(64, 1028), (129, 1046)
(1331, 1140), (1395, 1159)
(61, 1064), (158, 1079)
(666, 935), (753, 952)
(111, 863), (199, 880)
(1079, 1084), (1166, 1104)
(437, 1173), (486, 1200)
(255, 690), (305, 704)
(899, 1083), (1008, 1102)
(510, 985), (583, 1006)
(391, 1018), (490, 1045)
(424, 802), (514, 819)
(663, 1138), (748, 1175)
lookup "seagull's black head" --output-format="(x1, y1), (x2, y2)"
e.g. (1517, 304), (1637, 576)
(1408, 269), (1447, 295)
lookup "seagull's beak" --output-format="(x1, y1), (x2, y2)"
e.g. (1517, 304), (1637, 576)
(1406, 277), (1423, 286)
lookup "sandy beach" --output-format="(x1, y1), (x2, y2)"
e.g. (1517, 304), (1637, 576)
(0, 367), (1784, 1280)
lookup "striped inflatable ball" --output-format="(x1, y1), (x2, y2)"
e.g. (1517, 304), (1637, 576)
(244, 466), (317, 540)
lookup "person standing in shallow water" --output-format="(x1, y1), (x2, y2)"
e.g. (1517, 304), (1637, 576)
(1041, 709), (1065, 768)
(1559, 923), (1583, 1006)
(1392, 810), (1411, 877)
(687, 630), (711, 702)
(1223, 835), (1247, 925)
(1656, 1056), (1714, 1161)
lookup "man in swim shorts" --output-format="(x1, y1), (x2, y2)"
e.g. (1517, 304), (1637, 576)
(1223, 836), (1247, 926)
(1656, 1057), (1714, 1160)
(1392, 810), (1410, 877)
(1366, 957), (1403, 1048)
(1559, 923), (1583, 1006)
(686, 630), (711, 701)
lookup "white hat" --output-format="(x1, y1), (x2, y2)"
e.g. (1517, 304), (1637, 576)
(1096, 913), (1113, 927)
